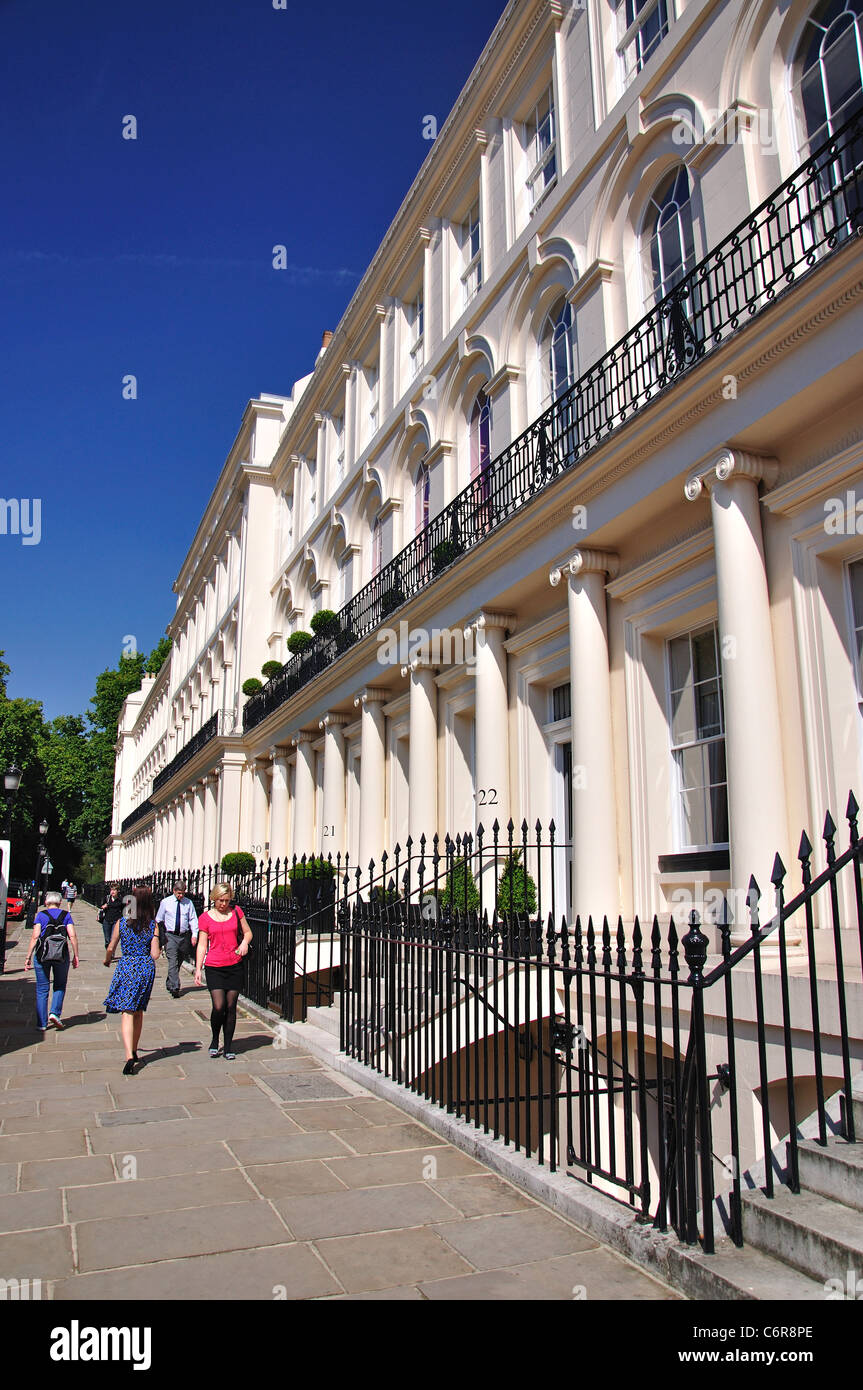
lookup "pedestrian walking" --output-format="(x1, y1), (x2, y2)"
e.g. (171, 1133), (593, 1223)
(194, 882), (252, 1060)
(103, 883), (161, 1075)
(155, 881), (198, 998)
(98, 884), (125, 949)
(66, 882), (78, 908)
(23, 890), (79, 1032)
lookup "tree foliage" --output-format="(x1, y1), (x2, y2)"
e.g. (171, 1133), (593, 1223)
(0, 640), (171, 883)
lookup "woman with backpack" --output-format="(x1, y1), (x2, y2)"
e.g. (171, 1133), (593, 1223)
(23, 890), (79, 1031)
(103, 883), (161, 1075)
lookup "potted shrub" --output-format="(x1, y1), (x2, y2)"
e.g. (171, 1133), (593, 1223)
(242, 677), (263, 697)
(270, 882), (292, 906)
(440, 856), (480, 913)
(496, 851), (539, 956)
(261, 660), (283, 680)
(287, 630), (313, 655)
(310, 609), (340, 640)
(432, 538), (463, 575)
(335, 625), (358, 654)
(379, 586), (405, 619)
(290, 855), (336, 928)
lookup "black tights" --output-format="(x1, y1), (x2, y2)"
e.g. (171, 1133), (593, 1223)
(209, 988), (239, 1053)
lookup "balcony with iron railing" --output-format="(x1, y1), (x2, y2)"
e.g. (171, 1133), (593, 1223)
(121, 798), (154, 834)
(240, 115), (863, 735)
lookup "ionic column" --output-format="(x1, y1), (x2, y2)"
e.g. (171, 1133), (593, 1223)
(180, 793), (193, 871)
(464, 611), (515, 832)
(686, 450), (788, 927)
(269, 746), (290, 867)
(354, 688), (387, 875)
(318, 713), (349, 856)
(291, 731), (317, 860)
(250, 758), (270, 859)
(402, 657), (438, 846)
(191, 780), (206, 869)
(550, 551), (620, 923)
(203, 773), (219, 868)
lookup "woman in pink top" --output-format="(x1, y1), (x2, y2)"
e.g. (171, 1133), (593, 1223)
(194, 882), (253, 1060)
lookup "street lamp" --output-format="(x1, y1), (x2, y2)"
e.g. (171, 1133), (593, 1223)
(28, 819), (50, 925)
(3, 765), (21, 837)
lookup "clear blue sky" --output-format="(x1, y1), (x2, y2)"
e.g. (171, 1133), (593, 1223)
(1, 0), (506, 720)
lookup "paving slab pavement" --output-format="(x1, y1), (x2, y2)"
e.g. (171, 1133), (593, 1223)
(0, 901), (679, 1301)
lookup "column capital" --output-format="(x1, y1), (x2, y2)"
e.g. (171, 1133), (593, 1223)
(353, 687), (388, 708)
(549, 549), (619, 585)
(269, 744), (289, 763)
(464, 609), (517, 635)
(401, 653), (437, 676)
(685, 449), (779, 500)
(291, 730), (315, 747)
(319, 712), (350, 730)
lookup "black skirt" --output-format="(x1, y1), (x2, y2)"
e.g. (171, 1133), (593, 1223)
(204, 962), (245, 991)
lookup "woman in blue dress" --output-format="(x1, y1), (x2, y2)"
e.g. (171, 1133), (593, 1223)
(103, 884), (162, 1075)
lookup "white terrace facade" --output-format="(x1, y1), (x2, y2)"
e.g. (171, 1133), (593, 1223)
(108, 0), (863, 941)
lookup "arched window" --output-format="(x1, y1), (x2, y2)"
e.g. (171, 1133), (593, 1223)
(540, 298), (575, 409)
(794, 0), (863, 150)
(414, 461), (430, 536)
(469, 389), (491, 482)
(371, 517), (382, 578)
(642, 166), (696, 308)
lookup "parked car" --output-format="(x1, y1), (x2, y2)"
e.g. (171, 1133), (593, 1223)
(5, 885), (27, 920)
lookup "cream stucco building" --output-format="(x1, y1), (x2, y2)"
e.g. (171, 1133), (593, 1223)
(107, 0), (863, 956)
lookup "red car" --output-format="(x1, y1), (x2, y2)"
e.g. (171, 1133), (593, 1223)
(5, 893), (26, 921)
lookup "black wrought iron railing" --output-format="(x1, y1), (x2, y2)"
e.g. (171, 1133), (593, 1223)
(152, 712), (218, 793)
(244, 111), (863, 734)
(121, 799), (154, 833)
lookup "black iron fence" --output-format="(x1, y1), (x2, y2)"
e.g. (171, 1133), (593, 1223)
(244, 109), (863, 734)
(337, 796), (862, 1254)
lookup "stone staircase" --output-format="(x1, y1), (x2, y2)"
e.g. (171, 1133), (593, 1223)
(302, 994), (863, 1299)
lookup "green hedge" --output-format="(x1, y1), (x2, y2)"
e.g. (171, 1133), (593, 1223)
(290, 855), (336, 880)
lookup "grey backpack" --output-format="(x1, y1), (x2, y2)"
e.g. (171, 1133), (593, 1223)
(36, 910), (70, 964)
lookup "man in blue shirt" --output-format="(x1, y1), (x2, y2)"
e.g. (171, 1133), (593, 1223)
(156, 881), (199, 998)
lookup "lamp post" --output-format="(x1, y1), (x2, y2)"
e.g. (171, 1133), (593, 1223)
(1, 765), (22, 974)
(27, 819), (50, 928)
(3, 764), (21, 837)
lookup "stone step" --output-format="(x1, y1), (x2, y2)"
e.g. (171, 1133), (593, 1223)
(672, 1237), (831, 1301)
(798, 1137), (863, 1213)
(305, 1000), (340, 1038)
(741, 1185), (863, 1285)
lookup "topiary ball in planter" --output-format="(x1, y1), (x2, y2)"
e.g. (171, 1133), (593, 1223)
(290, 855), (336, 880)
(287, 630), (313, 656)
(270, 883), (292, 904)
(261, 660), (283, 680)
(310, 609), (340, 639)
(242, 678), (263, 697)
(221, 852), (257, 878)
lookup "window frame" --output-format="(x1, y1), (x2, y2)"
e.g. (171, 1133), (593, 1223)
(617, 0), (672, 90)
(526, 86), (558, 214)
(461, 203), (483, 307)
(665, 622), (729, 853)
(408, 292), (425, 380)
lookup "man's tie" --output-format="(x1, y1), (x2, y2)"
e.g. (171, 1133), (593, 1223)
(176, 899), (183, 931)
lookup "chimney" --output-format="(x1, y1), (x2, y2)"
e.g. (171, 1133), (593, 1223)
(321, 330), (333, 351)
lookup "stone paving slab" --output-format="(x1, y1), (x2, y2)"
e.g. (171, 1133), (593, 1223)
(0, 903), (679, 1301)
